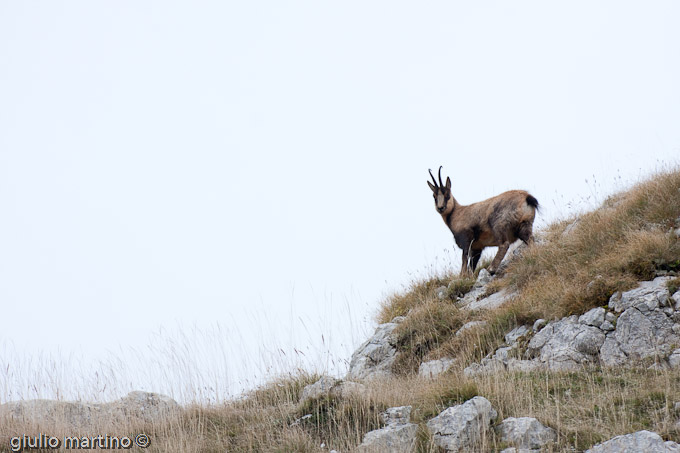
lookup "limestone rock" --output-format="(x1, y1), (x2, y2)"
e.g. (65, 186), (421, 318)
(419, 358), (456, 379)
(347, 317), (404, 380)
(609, 306), (678, 361)
(455, 321), (487, 337)
(527, 317), (605, 370)
(0, 391), (180, 430)
(669, 349), (680, 369)
(608, 277), (672, 313)
(300, 376), (339, 401)
(300, 377), (366, 402)
(532, 319), (547, 332)
(505, 326), (531, 344)
(357, 405), (417, 453)
(496, 417), (557, 449)
(585, 430), (680, 452)
(579, 307), (606, 328)
(426, 396), (497, 452)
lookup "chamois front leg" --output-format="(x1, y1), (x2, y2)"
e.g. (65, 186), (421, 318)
(470, 249), (483, 273)
(488, 242), (510, 275)
(460, 248), (470, 276)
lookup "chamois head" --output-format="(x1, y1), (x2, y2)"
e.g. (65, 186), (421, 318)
(427, 166), (452, 214)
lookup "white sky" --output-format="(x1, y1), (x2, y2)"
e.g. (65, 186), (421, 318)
(1, 1), (679, 402)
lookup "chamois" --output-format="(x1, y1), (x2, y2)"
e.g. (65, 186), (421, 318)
(427, 166), (539, 275)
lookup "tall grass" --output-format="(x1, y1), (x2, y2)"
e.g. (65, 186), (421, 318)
(2, 168), (680, 452)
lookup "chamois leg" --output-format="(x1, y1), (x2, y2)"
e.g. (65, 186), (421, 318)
(460, 249), (470, 276)
(470, 249), (483, 273)
(517, 221), (534, 245)
(488, 242), (510, 275)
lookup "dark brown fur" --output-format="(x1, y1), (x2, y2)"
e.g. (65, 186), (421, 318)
(428, 166), (538, 275)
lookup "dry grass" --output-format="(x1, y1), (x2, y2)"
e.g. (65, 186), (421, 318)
(3, 168), (680, 452)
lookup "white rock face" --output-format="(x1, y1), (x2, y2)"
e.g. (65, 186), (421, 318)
(505, 326), (531, 344)
(527, 316), (606, 370)
(426, 396), (497, 452)
(300, 376), (339, 401)
(608, 277), (672, 313)
(346, 317), (405, 380)
(357, 405), (418, 453)
(585, 430), (680, 453)
(669, 349), (680, 369)
(0, 391), (181, 429)
(300, 377), (366, 402)
(455, 320), (488, 337)
(579, 307), (606, 327)
(419, 358), (456, 379)
(496, 417), (557, 449)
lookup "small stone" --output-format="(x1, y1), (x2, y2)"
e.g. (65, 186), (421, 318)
(300, 376), (338, 401)
(532, 319), (547, 332)
(505, 326), (531, 344)
(382, 406), (412, 425)
(586, 430), (680, 452)
(605, 312), (616, 323)
(669, 349), (680, 369)
(579, 307), (606, 327)
(426, 396), (498, 452)
(600, 320), (615, 331)
(419, 358), (456, 379)
(436, 286), (448, 300)
(496, 417), (557, 449)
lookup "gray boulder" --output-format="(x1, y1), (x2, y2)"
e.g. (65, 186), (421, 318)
(505, 326), (531, 344)
(580, 307), (606, 328)
(669, 349), (680, 368)
(357, 406), (417, 453)
(347, 317), (405, 380)
(300, 376), (339, 401)
(608, 277), (672, 313)
(605, 304), (679, 362)
(496, 417), (557, 449)
(419, 358), (456, 379)
(0, 391), (180, 430)
(527, 316), (605, 370)
(455, 320), (488, 337)
(300, 377), (366, 402)
(426, 396), (497, 452)
(585, 430), (680, 452)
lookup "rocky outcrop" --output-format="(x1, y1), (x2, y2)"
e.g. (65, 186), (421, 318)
(418, 358), (456, 379)
(527, 315), (606, 370)
(426, 396), (497, 452)
(496, 417), (557, 450)
(346, 317), (405, 381)
(0, 391), (181, 429)
(466, 277), (680, 373)
(299, 377), (366, 402)
(600, 277), (680, 366)
(357, 406), (418, 453)
(458, 269), (516, 311)
(585, 430), (680, 452)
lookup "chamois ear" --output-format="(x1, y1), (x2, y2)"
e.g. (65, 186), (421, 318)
(427, 181), (437, 192)
(445, 177), (451, 190)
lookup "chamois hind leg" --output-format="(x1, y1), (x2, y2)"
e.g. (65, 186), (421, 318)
(470, 249), (483, 273)
(517, 221), (534, 245)
(488, 242), (510, 275)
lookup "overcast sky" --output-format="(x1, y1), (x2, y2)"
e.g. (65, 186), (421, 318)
(1, 1), (679, 401)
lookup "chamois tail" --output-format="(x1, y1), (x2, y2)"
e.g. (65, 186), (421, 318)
(526, 194), (539, 211)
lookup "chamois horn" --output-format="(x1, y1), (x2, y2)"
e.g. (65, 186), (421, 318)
(429, 168), (439, 187)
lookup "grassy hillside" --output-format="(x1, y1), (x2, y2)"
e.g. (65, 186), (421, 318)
(2, 168), (680, 452)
